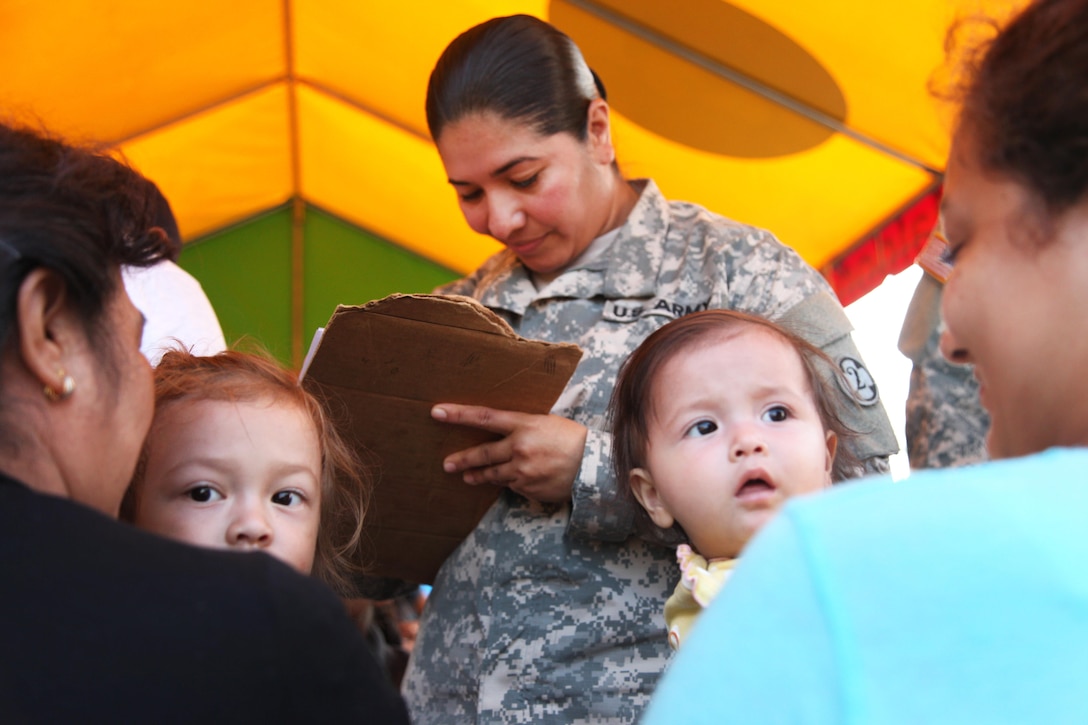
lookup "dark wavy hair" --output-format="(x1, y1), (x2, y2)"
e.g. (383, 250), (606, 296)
(609, 310), (860, 508)
(122, 348), (371, 597)
(948, 0), (1088, 215)
(0, 121), (169, 364)
(426, 14), (604, 142)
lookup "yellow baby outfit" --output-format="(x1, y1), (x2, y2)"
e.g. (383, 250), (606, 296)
(664, 544), (737, 650)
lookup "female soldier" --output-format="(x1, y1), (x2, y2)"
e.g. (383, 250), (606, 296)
(403, 14), (898, 723)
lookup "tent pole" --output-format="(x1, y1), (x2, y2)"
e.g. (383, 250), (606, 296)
(284, 0), (305, 369)
(291, 197), (305, 369)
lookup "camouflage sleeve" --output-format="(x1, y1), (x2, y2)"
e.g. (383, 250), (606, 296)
(898, 273), (943, 366)
(904, 325), (990, 469)
(569, 427), (687, 544)
(569, 428), (631, 541)
(861, 454), (891, 476)
(899, 276), (990, 470)
(778, 291), (900, 470)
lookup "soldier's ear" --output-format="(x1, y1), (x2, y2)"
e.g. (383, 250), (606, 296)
(630, 468), (675, 529)
(586, 98), (616, 166)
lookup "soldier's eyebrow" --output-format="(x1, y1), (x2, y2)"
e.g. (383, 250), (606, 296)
(448, 156), (538, 186)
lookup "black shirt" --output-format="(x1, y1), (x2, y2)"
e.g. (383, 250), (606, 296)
(0, 473), (410, 724)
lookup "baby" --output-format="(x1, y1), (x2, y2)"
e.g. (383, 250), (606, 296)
(122, 348), (368, 596)
(610, 309), (857, 649)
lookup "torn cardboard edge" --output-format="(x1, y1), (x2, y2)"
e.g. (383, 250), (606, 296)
(301, 294), (583, 593)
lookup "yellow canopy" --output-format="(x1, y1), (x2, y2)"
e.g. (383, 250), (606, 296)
(1, 0), (1024, 362)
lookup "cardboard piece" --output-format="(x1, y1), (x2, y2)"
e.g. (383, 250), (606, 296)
(301, 294), (582, 591)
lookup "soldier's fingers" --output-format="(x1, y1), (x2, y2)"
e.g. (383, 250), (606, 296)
(443, 439), (511, 474)
(432, 404), (525, 435)
(463, 462), (516, 486)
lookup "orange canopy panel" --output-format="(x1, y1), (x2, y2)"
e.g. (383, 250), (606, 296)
(1, 0), (1026, 361)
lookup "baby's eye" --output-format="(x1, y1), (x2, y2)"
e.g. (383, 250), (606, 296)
(762, 406), (790, 423)
(186, 485), (222, 503)
(271, 490), (303, 507)
(458, 188), (483, 202)
(684, 420), (718, 437)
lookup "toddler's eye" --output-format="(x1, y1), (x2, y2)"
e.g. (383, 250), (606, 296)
(458, 188), (483, 202)
(762, 406), (789, 423)
(272, 490), (303, 507)
(684, 420), (718, 437)
(186, 485), (222, 503)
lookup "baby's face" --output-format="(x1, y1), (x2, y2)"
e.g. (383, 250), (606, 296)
(634, 328), (834, 560)
(135, 397), (322, 574)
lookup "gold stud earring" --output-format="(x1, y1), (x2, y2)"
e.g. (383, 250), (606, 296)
(43, 370), (75, 402)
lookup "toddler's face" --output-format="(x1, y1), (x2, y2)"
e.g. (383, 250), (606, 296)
(135, 397), (322, 574)
(631, 328), (835, 560)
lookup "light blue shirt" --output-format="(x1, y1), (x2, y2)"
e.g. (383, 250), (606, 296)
(644, 448), (1088, 724)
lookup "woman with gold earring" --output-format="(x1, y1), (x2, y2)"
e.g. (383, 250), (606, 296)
(0, 122), (409, 722)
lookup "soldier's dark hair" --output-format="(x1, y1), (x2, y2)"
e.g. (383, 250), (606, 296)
(426, 14), (604, 142)
(609, 309), (860, 500)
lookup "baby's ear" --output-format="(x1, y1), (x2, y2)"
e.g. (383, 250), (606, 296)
(823, 430), (838, 486)
(629, 468), (675, 529)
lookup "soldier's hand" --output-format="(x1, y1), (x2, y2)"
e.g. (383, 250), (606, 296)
(432, 404), (587, 504)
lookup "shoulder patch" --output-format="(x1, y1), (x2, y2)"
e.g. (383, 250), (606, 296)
(838, 357), (879, 406)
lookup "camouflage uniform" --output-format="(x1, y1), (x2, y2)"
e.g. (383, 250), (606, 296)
(900, 274), (990, 469)
(402, 180), (899, 724)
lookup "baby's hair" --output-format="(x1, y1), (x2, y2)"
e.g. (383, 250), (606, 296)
(122, 348), (369, 597)
(609, 309), (860, 501)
